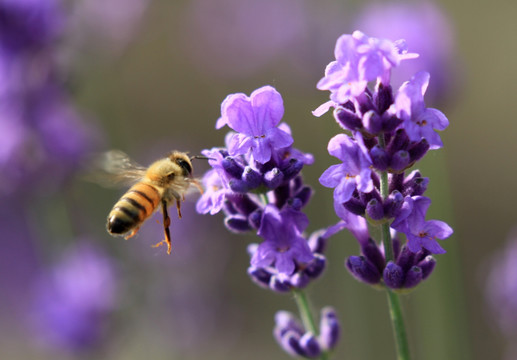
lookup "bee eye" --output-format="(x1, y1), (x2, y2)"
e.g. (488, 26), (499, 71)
(176, 158), (192, 175)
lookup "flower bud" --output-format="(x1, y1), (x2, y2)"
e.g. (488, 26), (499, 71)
(375, 83), (394, 114)
(396, 245), (415, 272)
(370, 145), (389, 171)
(290, 272), (310, 289)
(361, 238), (385, 272)
(270, 275), (292, 292)
(382, 113), (402, 133)
(222, 156), (244, 178)
(387, 129), (410, 154)
(366, 198), (384, 221)
(283, 158), (304, 180)
(247, 266), (272, 289)
(224, 215), (250, 233)
(334, 106), (362, 131)
(417, 255), (436, 280)
(242, 166), (262, 189)
(384, 190), (404, 218)
(248, 209), (263, 229)
(294, 186), (312, 208)
(343, 198), (366, 215)
(390, 150), (410, 172)
(403, 266), (423, 288)
(403, 175), (429, 197)
(319, 307), (340, 350)
(264, 168), (284, 189)
(299, 332), (322, 358)
(346, 256), (381, 285)
(276, 330), (305, 357)
(363, 110), (383, 134)
(229, 179), (248, 193)
(408, 138), (430, 163)
(304, 254), (326, 278)
(383, 261), (404, 289)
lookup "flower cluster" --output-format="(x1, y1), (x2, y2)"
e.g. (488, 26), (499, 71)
(315, 31), (453, 291)
(197, 85), (340, 356)
(0, 0), (94, 197)
(274, 308), (340, 358)
(31, 242), (118, 352)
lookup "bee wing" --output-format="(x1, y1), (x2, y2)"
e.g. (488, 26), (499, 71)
(88, 150), (147, 188)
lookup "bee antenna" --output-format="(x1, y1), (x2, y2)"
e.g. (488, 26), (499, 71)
(190, 155), (214, 161)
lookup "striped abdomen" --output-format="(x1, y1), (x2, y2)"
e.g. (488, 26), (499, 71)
(107, 182), (161, 236)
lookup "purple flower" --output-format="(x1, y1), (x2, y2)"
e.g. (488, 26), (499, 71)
(31, 241), (118, 352)
(251, 205), (313, 276)
(195, 148), (233, 215)
(316, 30), (418, 108)
(0, 0), (64, 54)
(395, 71), (449, 149)
(319, 133), (373, 205)
(486, 230), (517, 336)
(216, 86), (293, 164)
(354, 1), (458, 103)
(274, 308), (340, 357)
(392, 196), (452, 254)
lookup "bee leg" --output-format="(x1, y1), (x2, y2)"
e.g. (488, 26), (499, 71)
(176, 199), (182, 219)
(125, 227), (140, 239)
(152, 201), (172, 255)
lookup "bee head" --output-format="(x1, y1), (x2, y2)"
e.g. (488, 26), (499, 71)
(169, 152), (193, 177)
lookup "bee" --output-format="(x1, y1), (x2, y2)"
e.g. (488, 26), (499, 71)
(99, 150), (203, 254)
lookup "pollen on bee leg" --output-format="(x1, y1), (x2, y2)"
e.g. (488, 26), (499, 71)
(152, 239), (172, 254)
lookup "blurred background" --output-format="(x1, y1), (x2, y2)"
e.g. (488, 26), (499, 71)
(1, 0), (515, 359)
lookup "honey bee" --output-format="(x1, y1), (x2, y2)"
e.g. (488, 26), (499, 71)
(99, 150), (203, 254)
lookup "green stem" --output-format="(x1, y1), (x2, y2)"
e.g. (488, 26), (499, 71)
(386, 290), (411, 360)
(293, 289), (329, 360)
(378, 132), (410, 360)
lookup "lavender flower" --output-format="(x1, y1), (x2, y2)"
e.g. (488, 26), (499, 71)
(319, 133), (373, 206)
(316, 31), (452, 290)
(274, 308), (340, 358)
(486, 231), (517, 335)
(197, 85), (322, 286)
(216, 86), (293, 164)
(31, 242), (118, 352)
(354, 1), (458, 103)
(252, 205), (313, 277)
(198, 85), (341, 356)
(315, 30), (417, 112)
(395, 71), (449, 149)
(0, 0), (94, 197)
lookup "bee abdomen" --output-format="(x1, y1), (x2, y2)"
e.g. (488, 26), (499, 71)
(107, 183), (160, 235)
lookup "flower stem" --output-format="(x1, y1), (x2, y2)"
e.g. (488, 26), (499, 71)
(293, 289), (329, 360)
(386, 289), (411, 360)
(377, 133), (411, 360)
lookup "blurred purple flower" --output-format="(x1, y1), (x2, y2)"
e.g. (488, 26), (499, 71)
(0, 0), (63, 54)
(181, 0), (307, 77)
(31, 241), (118, 352)
(0, 0), (96, 196)
(486, 231), (517, 336)
(66, 0), (149, 57)
(354, 1), (458, 103)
